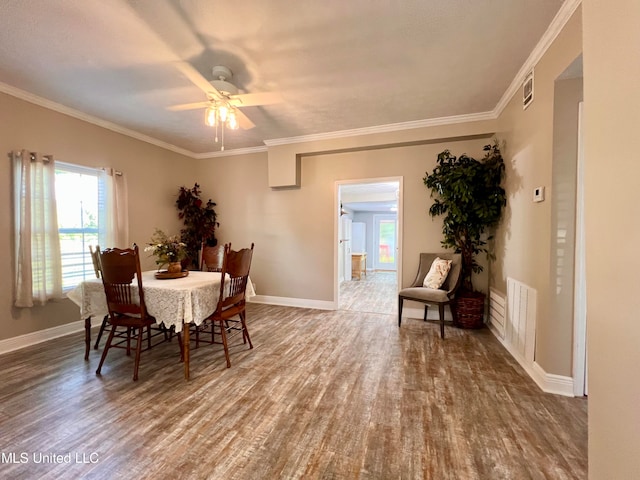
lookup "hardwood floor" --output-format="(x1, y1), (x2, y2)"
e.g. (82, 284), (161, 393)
(0, 303), (587, 479)
(339, 271), (397, 315)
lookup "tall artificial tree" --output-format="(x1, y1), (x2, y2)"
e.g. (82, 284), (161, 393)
(176, 183), (219, 269)
(423, 141), (506, 292)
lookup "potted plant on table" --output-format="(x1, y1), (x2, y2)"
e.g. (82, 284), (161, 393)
(145, 229), (187, 273)
(176, 183), (219, 269)
(423, 141), (507, 328)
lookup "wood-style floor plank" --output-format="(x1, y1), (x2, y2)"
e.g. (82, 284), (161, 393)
(0, 302), (586, 479)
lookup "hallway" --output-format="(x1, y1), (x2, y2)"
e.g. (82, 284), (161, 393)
(339, 271), (397, 315)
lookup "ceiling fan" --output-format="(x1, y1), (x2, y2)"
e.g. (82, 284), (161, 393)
(169, 63), (282, 149)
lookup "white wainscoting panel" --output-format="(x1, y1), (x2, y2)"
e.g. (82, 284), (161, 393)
(488, 279), (574, 396)
(506, 277), (537, 363)
(488, 288), (506, 339)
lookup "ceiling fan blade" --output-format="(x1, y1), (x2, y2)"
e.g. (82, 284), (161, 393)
(229, 91), (282, 107)
(167, 101), (211, 111)
(173, 61), (222, 99)
(235, 109), (255, 130)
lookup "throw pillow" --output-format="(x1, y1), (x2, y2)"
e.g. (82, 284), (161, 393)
(423, 257), (452, 289)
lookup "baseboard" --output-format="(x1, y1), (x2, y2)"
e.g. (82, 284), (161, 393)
(0, 320), (87, 356)
(487, 322), (504, 340)
(249, 295), (336, 310)
(488, 326), (575, 397)
(531, 362), (575, 397)
(1, 296), (332, 355)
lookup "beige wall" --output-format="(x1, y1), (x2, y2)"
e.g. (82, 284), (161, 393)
(583, 0), (640, 477)
(0, 92), (197, 340)
(197, 137), (493, 303)
(493, 8), (583, 377)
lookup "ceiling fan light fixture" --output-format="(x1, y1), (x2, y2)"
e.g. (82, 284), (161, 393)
(205, 100), (240, 150)
(205, 106), (216, 127)
(228, 110), (238, 130)
(217, 104), (229, 122)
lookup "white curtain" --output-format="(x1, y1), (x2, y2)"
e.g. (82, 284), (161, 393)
(12, 150), (63, 307)
(99, 168), (129, 248)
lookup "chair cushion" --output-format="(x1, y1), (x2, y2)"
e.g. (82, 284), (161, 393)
(422, 257), (452, 289)
(399, 287), (449, 303)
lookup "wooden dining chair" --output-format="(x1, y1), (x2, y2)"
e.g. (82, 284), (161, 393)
(89, 245), (112, 350)
(200, 243), (224, 272)
(195, 243), (254, 367)
(95, 244), (182, 381)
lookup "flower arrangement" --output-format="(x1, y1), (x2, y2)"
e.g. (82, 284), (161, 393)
(144, 228), (187, 269)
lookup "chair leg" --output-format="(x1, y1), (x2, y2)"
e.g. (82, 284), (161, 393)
(398, 297), (403, 326)
(240, 311), (253, 349)
(219, 320), (231, 368)
(126, 327), (132, 356)
(96, 326), (117, 375)
(84, 317), (91, 361)
(423, 305), (429, 322)
(438, 304), (445, 339)
(94, 315), (109, 350)
(132, 327), (144, 381)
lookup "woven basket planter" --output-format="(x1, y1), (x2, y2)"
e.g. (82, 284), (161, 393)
(452, 290), (485, 329)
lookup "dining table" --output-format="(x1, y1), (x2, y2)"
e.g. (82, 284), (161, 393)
(67, 270), (255, 379)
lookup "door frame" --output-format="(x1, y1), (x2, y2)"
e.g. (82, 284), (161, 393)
(573, 101), (587, 396)
(334, 176), (403, 309)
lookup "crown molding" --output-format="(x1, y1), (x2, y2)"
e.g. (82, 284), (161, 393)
(195, 145), (267, 159)
(263, 111), (496, 147)
(0, 81), (198, 158)
(2, 0), (581, 159)
(493, 0), (582, 117)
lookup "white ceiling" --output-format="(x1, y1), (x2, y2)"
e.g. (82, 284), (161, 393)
(0, 0), (565, 157)
(341, 182), (399, 213)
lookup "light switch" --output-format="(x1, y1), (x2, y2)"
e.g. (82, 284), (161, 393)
(533, 186), (545, 203)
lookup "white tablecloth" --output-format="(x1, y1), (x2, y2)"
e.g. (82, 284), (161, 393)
(67, 271), (255, 333)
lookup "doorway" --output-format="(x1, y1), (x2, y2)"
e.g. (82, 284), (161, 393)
(336, 178), (402, 315)
(550, 55), (586, 396)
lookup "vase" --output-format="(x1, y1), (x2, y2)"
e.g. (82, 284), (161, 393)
(167, 262), (182, 273)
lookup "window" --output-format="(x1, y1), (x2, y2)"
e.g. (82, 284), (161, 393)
(374, 214), (397, 270)
(13, 150), (124, 306)
(55, 163), (107, 290)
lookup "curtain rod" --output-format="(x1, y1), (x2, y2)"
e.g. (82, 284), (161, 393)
(102, 167), (123, 177)
(9, 152), (122, 175)
(8, 151), (52, 163)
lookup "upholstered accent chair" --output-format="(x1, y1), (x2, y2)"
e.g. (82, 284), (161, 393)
(398, 253), (462, 338)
